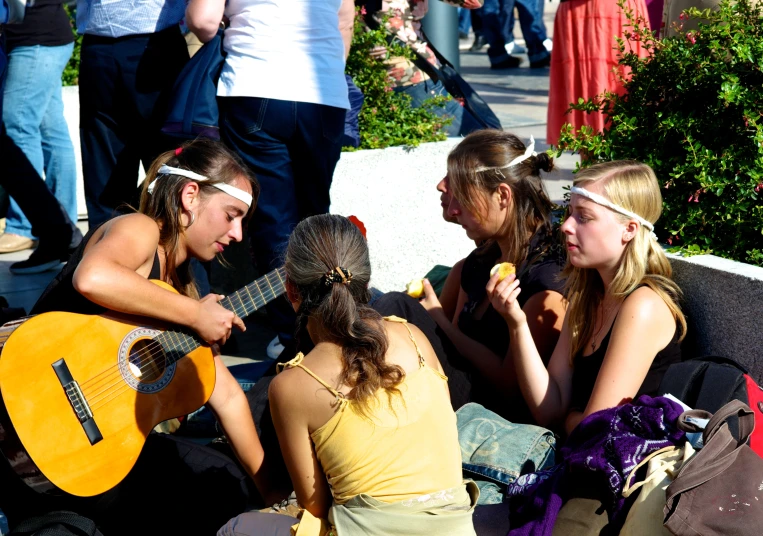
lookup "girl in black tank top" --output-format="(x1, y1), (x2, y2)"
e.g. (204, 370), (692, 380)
(11, 140), (282, 532)
(487, 160), (687, 438)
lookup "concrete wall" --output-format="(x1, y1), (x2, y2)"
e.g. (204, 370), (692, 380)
(669, 253), (763, 381)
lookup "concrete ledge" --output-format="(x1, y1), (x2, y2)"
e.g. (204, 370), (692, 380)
(668, 253), (763, 382)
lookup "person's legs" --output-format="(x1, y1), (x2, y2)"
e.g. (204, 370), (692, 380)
(2, 44), (67, 240)
(79, 35), (140, 227)
(514, 0), (551, 66)
(40, 43), (78, 227)
(80, 27), (187, 228)
(458, 7), (472, 37)
(481, 0), (520, 68)
(220, 97), (300, 346)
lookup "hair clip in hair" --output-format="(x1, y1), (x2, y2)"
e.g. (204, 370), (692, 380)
(322, 266), (353, 287)
(174, 147), (183, 156)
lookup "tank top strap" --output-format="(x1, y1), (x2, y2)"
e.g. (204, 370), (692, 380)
(277, 352), (348, 407)
(383, 315), (426, 368)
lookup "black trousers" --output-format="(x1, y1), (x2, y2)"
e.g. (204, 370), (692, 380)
(220, 97), (346, 347)
(0, 433), (254, 535)
(78, 26), (188, 227)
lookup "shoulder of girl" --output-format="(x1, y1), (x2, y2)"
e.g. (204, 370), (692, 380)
(620, 286), (672, 322)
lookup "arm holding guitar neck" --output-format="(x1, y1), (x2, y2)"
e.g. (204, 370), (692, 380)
(72, 214), (242, 345)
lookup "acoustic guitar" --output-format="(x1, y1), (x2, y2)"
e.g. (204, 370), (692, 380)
(0, 267), (286, 498)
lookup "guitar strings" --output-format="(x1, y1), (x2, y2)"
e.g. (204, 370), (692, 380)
(83, 269), (286, 412)
(81, 266), (286, 396)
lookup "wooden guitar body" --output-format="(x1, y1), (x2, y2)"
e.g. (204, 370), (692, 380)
(0, 280), (215, 497)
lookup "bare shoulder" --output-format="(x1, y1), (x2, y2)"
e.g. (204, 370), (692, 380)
(620, 286), (674, 324)
(104, 214), (160, 240)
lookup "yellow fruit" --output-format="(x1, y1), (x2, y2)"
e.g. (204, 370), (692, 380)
(406, 279), (425, 298)
(490, 262), (516, 282)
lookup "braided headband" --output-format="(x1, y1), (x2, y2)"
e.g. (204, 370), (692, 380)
(474, 136), (538, 175)
(570, 186), (658, 240)
(147, 165), (253, 208)
(322, 267), (353, 287)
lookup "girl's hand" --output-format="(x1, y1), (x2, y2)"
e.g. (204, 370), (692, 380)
(191, 294), (246, 346)
(486, 272), (526, 327)
(419, 279), (447, 321)
(463, 0), (482, 9)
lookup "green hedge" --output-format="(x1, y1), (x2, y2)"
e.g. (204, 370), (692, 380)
(554, 0), (763, 267)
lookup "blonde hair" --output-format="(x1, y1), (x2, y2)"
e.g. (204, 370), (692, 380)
(139, 139), (258, 299)
(447, 129), (556, 266)
(563, 160), (686, 362)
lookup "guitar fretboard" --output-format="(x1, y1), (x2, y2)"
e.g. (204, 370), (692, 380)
(153, 267), (287, 365)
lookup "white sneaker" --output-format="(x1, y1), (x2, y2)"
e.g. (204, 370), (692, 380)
(266, 336), (284, 360)
(505, 41), (527, 55)
(543, 38), (553, 52)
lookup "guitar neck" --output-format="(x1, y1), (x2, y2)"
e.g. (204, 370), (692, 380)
(154, 267), (288, 364)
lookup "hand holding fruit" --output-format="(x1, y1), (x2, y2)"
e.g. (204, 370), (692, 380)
(486, 263), (526, 326)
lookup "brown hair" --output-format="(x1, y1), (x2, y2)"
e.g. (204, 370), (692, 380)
(563, 160), (686, 362)
(447, 129), (556, 265)
(284, 214), (404, 416)
(139, 138), (259, 298)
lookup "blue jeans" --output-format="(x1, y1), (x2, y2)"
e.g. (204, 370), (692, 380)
(220, 96), (346, 346)
(457, 402), (557, 505)
(394, 79), (483, 137)
(481, 0), (549, 64)
(458, 7), (472, 35)
(2, 43), (77, 239)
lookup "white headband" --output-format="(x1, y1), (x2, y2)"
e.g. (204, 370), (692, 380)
(147, 165), (253, 208)
(474, 136), (538, 175)
(570, 186), (658, 240)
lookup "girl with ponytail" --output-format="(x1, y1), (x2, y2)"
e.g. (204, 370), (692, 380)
(412, 129), (567, 423)
(491, 160), (686, 436)
(219, 214), (476, 536)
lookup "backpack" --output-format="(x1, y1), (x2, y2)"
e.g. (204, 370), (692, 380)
(161, 27), (226, 141)
(657, 355), (763, 456)
(8, 511), (103, 536)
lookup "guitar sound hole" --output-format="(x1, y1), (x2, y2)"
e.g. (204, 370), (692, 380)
(127, 339), (166, 383)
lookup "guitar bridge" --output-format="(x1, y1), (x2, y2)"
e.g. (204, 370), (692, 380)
(52, 359), (103, 445)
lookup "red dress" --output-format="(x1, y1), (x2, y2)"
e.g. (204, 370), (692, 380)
(546, 0), (650, 146)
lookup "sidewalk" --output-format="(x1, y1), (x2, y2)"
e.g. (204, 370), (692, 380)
(0, 3), (576, 363)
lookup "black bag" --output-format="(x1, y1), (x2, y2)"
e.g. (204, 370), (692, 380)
(161, 27), (226, 140)
(8, 511), (103, 536)
(410, 32), (503, 131)
(362, 8), (502, 131)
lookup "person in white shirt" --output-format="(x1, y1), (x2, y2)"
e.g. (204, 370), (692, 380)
(186, 0), (354, 356)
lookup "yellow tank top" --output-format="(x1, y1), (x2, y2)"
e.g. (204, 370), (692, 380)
(278, 316), (463, 505)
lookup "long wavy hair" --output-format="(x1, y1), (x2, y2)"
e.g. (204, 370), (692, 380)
(284, 214), (404, 417)
(447, 129), (556, 266)
(139, 139), (258, 299)
(563, 160), (687, 362)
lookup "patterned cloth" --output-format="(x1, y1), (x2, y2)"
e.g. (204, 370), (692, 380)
(506, 395), (687, 536)
(76, 0), (187, 37)
(372, 0), (481, 87)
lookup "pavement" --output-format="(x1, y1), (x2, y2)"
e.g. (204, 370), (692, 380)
(0, 0), (577, 364)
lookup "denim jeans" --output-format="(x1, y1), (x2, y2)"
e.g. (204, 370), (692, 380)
(394, 79), (483, 137)
(458, 7), (472, 34)
(2, 42), (77, 239)
(457, 402), (557, 505)
(220, 96), (346, 346)
(481, 0), (549, 64)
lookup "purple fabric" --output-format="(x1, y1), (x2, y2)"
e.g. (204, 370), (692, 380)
(506, 395), (686, 536)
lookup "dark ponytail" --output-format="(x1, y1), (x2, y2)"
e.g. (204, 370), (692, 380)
(284, 214), (404, 415)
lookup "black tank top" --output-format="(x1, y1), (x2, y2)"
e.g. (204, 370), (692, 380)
(31, 222), (161, 316)
(569, 315), (682, 413)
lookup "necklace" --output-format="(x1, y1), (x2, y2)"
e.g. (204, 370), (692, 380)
(591, 300), (618, 353)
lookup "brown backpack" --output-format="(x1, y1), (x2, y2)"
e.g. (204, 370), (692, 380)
(664, 400), (763, 535)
